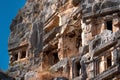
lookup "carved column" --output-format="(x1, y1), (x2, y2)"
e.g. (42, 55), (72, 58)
(100, 18), (106, 33)
(81, 20), (93, 46)
(26, 49), (29, 58)
(18, 51), (21, 61)
(10, 54), (13, 64)
(112, 49), (118, 65)
(58, 36), (64, 60)
(113, 14), (120, 32)
(88, 61), (95, 79)
(99, 56), (105, 73)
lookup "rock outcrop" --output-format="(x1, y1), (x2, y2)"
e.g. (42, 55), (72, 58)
(8, 0), (120, 80)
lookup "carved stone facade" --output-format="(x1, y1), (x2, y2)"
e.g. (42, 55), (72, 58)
(8, 0), (120, 80)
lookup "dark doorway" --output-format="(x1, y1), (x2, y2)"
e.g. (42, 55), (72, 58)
(14, 54), (18, 61)
(107, 55), (112, 68)
(106, 20), (112, 31)
(74, 61), (81, 77)
(21, 51), (26, 59)
(53, 53), (59, 64)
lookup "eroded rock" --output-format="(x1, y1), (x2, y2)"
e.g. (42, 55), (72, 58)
(8, 0), (120, 80)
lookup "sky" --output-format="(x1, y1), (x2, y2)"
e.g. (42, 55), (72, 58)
(0, 0), (26, 71)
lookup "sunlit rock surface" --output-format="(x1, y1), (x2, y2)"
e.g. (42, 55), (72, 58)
(8, 0), (120, 80)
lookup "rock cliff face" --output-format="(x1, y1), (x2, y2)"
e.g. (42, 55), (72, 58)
(8, 0), (120, 80)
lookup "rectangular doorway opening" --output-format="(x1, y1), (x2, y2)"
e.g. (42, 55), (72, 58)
(21, 51), (26, 59)
(14, 54), (18, 61)
(106, 20), (112, 31)
(74, 61), (81, 77)
(107, 55), (112, 69)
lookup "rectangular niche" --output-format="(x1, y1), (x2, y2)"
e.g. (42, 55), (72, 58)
(20, 50), (26, 59)
(72, 59), (81, 78)
(106, 20), (113, 31)
(106, 54), (112, 69)
(10, 52), (18, 63)
(14, 53), (18, 61)
(9, 45), (28, 64)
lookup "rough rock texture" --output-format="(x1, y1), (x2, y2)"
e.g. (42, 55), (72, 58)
(8, 0), (120, 80)
(0, 71), (14, 80)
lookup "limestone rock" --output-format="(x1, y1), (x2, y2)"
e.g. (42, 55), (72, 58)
(8, 0), (120, 80)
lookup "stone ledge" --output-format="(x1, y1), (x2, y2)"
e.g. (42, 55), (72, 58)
(93, 64), (120, 80)
(82, 6), (120, 20)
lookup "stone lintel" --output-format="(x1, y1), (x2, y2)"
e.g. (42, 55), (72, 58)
(8, 44), (28, 53)
(44, 12), (58, 30)
(93, 40), (117, 57)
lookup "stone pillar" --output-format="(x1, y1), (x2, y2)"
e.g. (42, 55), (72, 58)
(58, 14), (62, 26)
(111, 49), (118, 65)
(81, 20), (93, 46)
(99, 56), (105, 73)
(113, 17), (120, 32)
(100, 21), (106, 33)
(10, 55), (13, 64)
(88, 61), (94, 79)
(26, 49), (29, 58)
(72, 59), (75, 78)
(18, 51), (21, 61)
(58, 37), (64, 60)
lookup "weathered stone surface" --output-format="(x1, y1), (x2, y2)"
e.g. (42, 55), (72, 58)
(43, 26), (61, 44)
(0, 71), (14, 80)
(24, 71), (37, 80)
(8, 0), (120, 80)
(82, 0), (120, 19)
(54, 77), (68, 80)
(50, 58), (68, 72)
